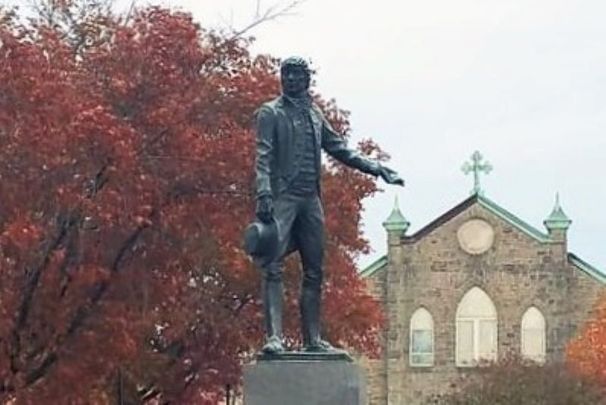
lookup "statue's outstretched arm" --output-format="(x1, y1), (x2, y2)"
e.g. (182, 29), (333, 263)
(320, 117), (404, 187)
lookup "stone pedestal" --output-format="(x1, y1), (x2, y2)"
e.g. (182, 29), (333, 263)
(243, 352), (367, 405)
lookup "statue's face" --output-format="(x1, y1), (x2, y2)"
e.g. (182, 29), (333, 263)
(281, 66), (309, 97)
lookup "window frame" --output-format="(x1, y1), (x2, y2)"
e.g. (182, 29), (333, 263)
(521, 306), (546, 364)
(455, 287), (498, 367)
(409, 307), (435, 367)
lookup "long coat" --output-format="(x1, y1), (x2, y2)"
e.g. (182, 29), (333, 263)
(255, 95), (380, 200)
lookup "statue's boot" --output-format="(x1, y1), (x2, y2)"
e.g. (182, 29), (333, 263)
(262, 279), (285, 354)
(300, 286), (343, 353)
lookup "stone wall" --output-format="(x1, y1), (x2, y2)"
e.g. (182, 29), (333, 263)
(361, 275), (387, 405)
(569, 265), (604, 342)
(364, 201), (604, 404)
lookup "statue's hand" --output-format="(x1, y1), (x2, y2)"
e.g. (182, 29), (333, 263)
(256, 195), (274, 223)
(379, 165), (405, 187)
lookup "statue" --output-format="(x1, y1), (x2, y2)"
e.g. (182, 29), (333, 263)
(245, 57), (404, 355)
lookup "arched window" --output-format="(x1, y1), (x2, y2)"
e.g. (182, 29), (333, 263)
(456, 287), (497, 366)
(521, 307), (546, 364)
(409, 308), (434, 367)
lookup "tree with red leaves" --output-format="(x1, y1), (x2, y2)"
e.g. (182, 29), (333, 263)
(0, 1), (385, 403)
(567, 294), (606, 389)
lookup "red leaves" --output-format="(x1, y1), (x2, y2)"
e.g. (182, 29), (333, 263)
(0, 3), (384, 402)
(567, 293), (606, 386)
(2, 215), (43, 252)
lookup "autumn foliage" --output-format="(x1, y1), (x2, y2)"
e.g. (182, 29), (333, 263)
(0, 1), (384, 403)
(426, 356), (606, 405)
(567, 293), (606, 387)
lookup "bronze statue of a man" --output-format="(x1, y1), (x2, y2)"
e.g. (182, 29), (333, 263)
(253, 56), (404, 354)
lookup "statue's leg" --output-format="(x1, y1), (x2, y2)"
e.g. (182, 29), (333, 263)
(296, 195), (327, 349)
(262, 262), (284, 352)
(261, 194), (299, 353)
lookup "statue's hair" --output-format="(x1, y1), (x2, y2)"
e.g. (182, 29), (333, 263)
(280, 56), (311, 77)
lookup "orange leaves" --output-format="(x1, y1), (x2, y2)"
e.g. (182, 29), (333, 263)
(567, 294), (606, 385)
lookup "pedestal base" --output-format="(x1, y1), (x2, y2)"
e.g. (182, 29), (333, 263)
(244, 353), (366, 405)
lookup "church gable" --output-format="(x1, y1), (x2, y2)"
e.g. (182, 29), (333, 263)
(360, 152), (605, 405)
(405, 194), (549, 246)
(361, 194), (606, 285)
(404, 194), (549, 258)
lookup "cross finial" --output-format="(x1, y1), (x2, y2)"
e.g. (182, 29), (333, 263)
(461, 151), (492, 195)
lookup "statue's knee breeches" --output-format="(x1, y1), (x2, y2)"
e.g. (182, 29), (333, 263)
(302, 266), (323, 290)
(264, 262), (283, 282)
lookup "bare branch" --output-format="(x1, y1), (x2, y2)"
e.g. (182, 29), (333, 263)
(254, 0), (262, 19)
(226, 0), (306, 41)
(217, 8), (235, 32)
(123, 0), (137, 25)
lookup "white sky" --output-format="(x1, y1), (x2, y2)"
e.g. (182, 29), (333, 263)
(9, 0), (606, 272)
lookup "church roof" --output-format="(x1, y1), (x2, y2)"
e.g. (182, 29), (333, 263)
(360, 194), (606, 283)
(568, 253), (606, 284)
(406, 193), (550, 243)
(359, 255), (388, 278)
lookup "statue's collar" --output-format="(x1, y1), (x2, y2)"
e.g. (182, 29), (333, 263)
(281, 93), (312, 109)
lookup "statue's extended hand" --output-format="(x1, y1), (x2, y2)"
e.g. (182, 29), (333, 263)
(256, 195), (274, 223)
(378, 165), (405, 186)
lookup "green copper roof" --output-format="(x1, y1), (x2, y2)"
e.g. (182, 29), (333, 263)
(568, 253), (606, 284)
(360, 195), (606, 284)
(544, 193), (572, 231)
(382, 196), (410, 232)
(359, 252), (606, 284)
(358, 255), (387, 278)
(476, 194), (551, 243)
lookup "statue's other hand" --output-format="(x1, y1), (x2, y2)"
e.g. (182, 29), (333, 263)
(256, 195), (274, 223)
(379, 165), (405, 187)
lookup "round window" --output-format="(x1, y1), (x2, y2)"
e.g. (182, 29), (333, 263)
(457, 219), (494, 255)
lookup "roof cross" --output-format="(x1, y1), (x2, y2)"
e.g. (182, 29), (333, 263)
(462, 151), (492, 195)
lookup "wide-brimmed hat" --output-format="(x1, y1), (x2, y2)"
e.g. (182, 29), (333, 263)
(243, 219), (279, 266)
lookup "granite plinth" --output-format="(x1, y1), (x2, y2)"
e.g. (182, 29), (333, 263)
(244, 353), (366, 405)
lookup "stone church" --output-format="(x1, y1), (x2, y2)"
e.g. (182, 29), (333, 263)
(360, 152), (606, 404)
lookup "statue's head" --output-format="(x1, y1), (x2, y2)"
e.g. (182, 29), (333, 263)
(280, 56), (311, 98)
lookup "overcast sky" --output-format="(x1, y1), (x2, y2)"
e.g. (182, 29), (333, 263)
(11, 0), (606, 272)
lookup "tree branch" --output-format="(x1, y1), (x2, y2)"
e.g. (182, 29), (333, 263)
(9, 211), (78, 373)
(122, 0), (137, 25)
(23, 222), (150, 387)
(225, 0), (306, 42)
